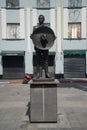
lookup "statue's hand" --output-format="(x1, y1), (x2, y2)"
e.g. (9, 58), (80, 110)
(30, 34), (33, 39)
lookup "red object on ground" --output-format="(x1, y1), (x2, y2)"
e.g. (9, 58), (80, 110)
(24, 73), (32, 79)
(22, 73), (32, 84)
(9, 81), (22, 84)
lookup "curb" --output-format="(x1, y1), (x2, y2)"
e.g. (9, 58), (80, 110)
(59, 79), (87, 83)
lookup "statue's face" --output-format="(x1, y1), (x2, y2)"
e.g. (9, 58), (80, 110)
(39, 15), (45, 24)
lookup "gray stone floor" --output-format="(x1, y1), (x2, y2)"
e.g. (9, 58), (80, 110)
(0, 81), (87, 130)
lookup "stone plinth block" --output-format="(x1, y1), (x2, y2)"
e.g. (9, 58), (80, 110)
(30, 79), (59, 123)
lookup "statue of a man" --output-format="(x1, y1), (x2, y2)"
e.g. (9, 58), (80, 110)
(31, 15), (50, 79)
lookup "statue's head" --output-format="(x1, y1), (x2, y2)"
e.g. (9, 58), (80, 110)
(38, 15), (45, 25)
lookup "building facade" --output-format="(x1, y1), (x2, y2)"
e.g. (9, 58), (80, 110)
(0, 0), (87, 79)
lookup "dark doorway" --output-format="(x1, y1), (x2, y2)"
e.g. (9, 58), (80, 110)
(2, 56), (25, 79)
(64, 54), (86, 78)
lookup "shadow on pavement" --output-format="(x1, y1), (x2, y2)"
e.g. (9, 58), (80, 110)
(26, 102), (31, 122)
(58, 79), (87, 92)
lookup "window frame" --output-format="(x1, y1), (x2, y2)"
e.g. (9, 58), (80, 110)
(68, 22), (81, 40)
(37, 0), (50, 9)
(6, 0), (20, 9)
(68, 0), (82, 8)
(6, 23), (21, 40)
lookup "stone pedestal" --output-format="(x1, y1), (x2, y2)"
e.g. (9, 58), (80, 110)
(30, 79), (59, 123)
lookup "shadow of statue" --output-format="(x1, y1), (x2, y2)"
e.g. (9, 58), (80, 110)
(26, 101), (31, 122)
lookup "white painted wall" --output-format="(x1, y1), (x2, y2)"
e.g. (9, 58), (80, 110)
(1, 9), (6, 39)
(20, 9), (25, 39)
(55, 7), (64, 75)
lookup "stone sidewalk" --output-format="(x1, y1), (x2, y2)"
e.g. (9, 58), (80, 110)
(0, 81), (87, 130)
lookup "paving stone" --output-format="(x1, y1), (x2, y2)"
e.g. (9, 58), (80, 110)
(0, 82), (87, 130)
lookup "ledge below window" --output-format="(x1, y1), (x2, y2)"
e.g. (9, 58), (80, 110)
(2, 38), (25, 41)
(63, 38), (86, 40)
(35, 7), (54, 10)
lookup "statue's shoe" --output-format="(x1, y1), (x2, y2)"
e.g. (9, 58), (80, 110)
(45, 73), (51, 78)
(36, 72), (40, 79)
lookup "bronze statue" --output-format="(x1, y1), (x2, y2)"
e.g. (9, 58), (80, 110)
(31, 15), (56, 80)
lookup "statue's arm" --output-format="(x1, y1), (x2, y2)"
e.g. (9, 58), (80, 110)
(30, 26), (37, 39)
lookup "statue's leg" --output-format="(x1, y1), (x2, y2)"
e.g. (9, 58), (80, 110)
(43, 50), (51, 78)
(35, 49), (41, 79)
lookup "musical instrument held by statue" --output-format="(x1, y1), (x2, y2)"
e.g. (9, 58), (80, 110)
(31, 25), (56, 50)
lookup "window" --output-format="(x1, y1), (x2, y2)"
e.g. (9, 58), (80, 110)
(6, 0), (19, 8)
(37, 0), (50, 8)
(68, 0), (82, 8)
(68, 23), (81, 39)
(6, 23), (21, 39)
